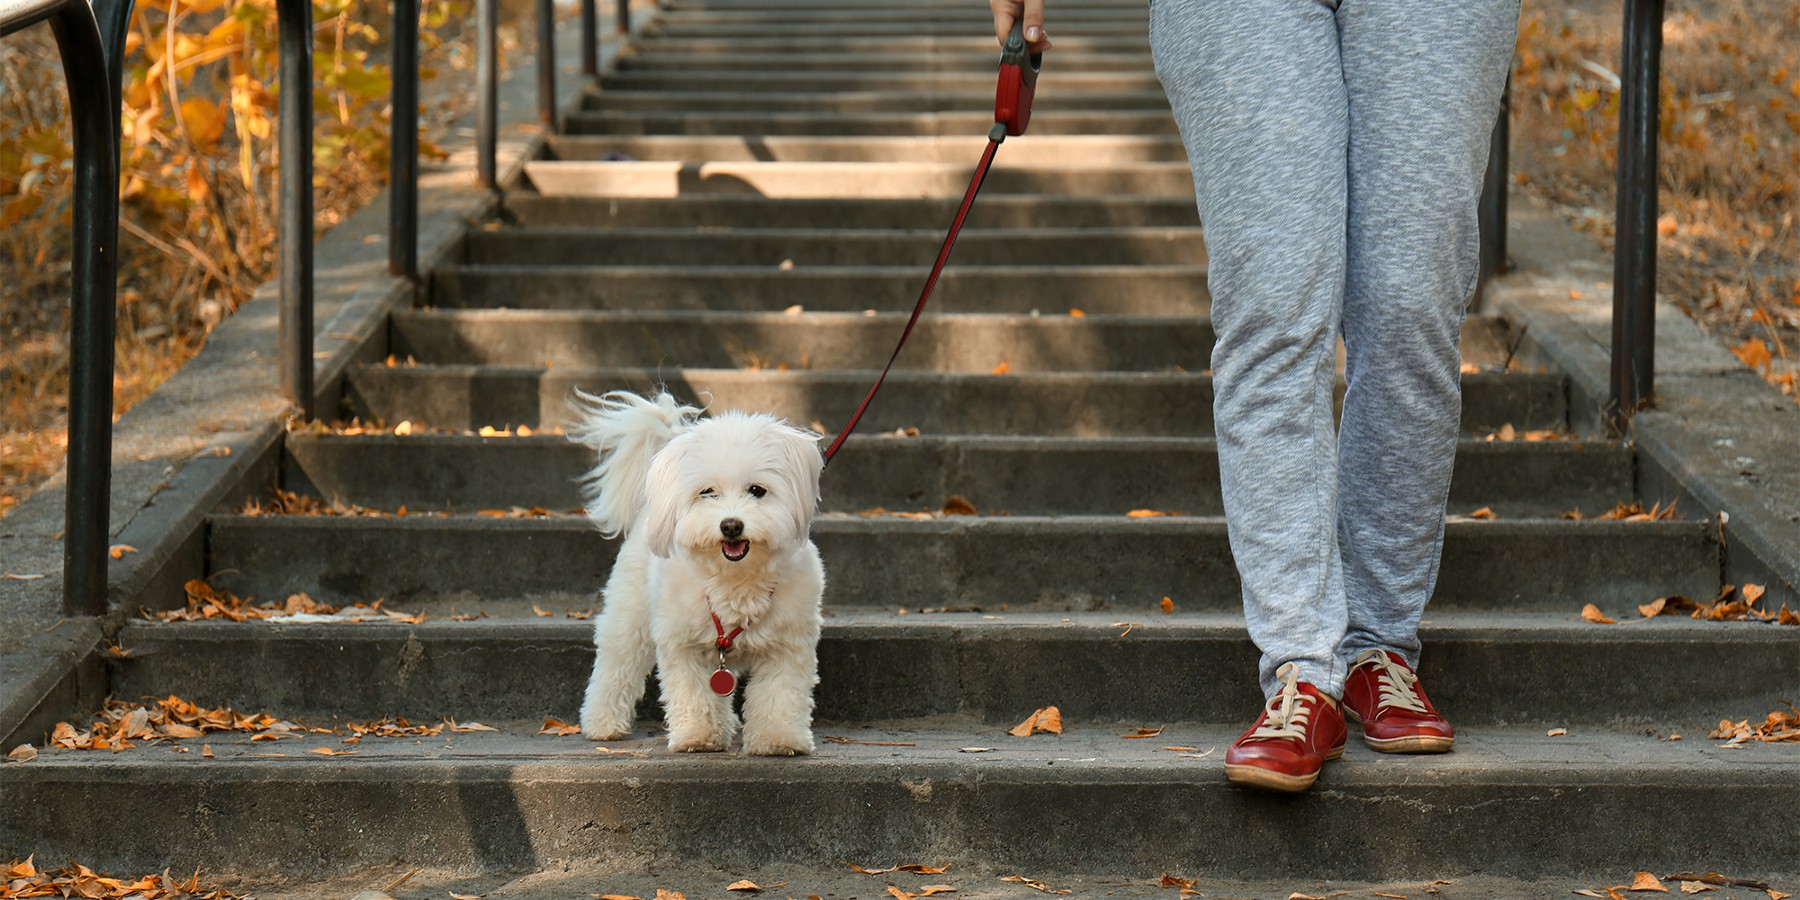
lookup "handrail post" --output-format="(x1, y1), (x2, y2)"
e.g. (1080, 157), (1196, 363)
(390, 0), (418, 281)
(41, 2), (120, 617)
(278, 0), (315, 420)
(1475, 75), (1510, 310)
(537, 0), (556, 126)
(477, 0), (498, 190)
(581, 0), (598, 74)
(617, 0), (630, 36)
(1610, 0), (1663, 430)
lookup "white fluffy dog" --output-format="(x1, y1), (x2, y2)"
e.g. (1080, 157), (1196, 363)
(569, 390), (826, 756)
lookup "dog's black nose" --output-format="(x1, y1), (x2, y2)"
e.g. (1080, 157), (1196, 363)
(720, 518), (744, 539)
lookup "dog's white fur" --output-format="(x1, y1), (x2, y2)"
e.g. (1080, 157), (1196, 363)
(569, 389), (826, 755)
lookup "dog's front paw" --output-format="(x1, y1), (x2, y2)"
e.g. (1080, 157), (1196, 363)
(580, 710), (635, 741)
(668, 733), (729, 753)
(742, 729), (814, 757)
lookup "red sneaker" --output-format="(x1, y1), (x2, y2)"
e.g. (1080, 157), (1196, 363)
(1342, 649), (1455, 753)
(1224, 663), (1347, 793)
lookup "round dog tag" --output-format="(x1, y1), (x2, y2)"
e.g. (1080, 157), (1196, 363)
(709, 668), (737, 696)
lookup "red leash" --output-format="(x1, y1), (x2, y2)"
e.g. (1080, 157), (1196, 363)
(822, 25), (1042, 464)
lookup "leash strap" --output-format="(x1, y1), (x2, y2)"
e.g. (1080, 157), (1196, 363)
(823, 124), (1008, 463)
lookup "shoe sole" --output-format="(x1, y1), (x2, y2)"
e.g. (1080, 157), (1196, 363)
(1345, 708), (1455, 754)
(1223, 745), (1344, 793)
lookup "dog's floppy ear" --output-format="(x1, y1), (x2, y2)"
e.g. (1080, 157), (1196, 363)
(774, 422), (826, 533)
(641, 435), (689, 558)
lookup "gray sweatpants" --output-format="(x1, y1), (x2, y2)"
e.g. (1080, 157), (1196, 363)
(1150, 0), (1520, 698)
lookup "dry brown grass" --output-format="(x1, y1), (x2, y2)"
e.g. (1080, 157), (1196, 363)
(1513, 0), (1800, 396)
(1, 6), (517, 516)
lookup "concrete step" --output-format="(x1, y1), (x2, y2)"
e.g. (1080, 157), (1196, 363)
(522, 160), (1193, 198)
(563, 108), (1176, 135)
(583, 89), (1172, 114)
(385, 307), (1516, 371)
(7, 720), (1788, 880)
(428, 263), (1211, 313)
(626, 34), (1151, 52)
(594, 70), (1170, 94)
(616, 52), (1153, 74)
(111, 611), (1783, 728)
(284, 432), (1630, 518)
(343, 366), (1565, 435)
(392, 307), (1217, 369)
(500, 194), (1202, 229)
(200, 514), (1714, 612)
(546, 133), (1188, 163)
(642, 22), (1150, 38)
(460, 226), (1206, 267)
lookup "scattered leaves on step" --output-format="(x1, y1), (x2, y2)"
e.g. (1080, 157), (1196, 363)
(1595, 499), (1679, 522)
(1160, 596), (1175, 614)
(1000, 875), (1068, 894)
(1708, 700), (1800, 746)
(146, 579), (423, 624)
(242, 487), (428, 519)
(5, 744), (37, 763)
(1127, 509), (1179, 518)
(824, 736), (917, 747)
(539, 718), (581, 737)
(47, 696), (303, 752)
(476, 506), (565, 518)
(0, 858), (246, 900)
(1630, 872), (1671, 892)
(1120, 726), (1165, 739)
(846, 863), (951, 876)
(1009, 706), (1063, 737)
(1622, 584), (1790, 626)
(346, 717), (446, 739)
(1484, 423), (1565, 442)
(1159, 873), (1196, 889)
(1581, 603), (1617, 624)
(109, 544), (138, 559)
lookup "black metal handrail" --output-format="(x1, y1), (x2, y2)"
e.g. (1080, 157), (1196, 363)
(1479, 0), (1666, 430)
(2, 0), (131, 617)
(277, 0), (315, 421)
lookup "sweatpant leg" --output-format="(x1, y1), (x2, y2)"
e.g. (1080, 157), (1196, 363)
(1333, 0), (1521, 669)
(1151, 0), (1351, 699)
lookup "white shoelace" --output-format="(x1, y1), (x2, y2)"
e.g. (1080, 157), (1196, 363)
(1354, 649), (1428, 714)
(1246, 662), (1317, 742)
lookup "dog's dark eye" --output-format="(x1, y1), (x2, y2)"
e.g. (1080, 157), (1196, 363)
(747, 485), (768, 499)
(698, 487), (718, 498)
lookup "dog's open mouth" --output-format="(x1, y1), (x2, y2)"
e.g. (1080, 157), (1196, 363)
(721, 540), (750, 562)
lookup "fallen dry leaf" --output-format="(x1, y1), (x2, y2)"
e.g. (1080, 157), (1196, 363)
(1630, 872), (1670, 892)
(959, 747), (994, 753)
(990, 360), (1011, 375)
(1068, 309), (1085, 317)
(1581, 603), (1618, 625)
(1160, 873), (1196, 889)
(447, 720), (499, 733)
(539, 718), (581, 737)
(1127, 509), (1178, 518)
(1708, 701), (1800, 744)
(593, 895), (642, 900)
(307, 747), (356, 756)
(6, 744), (37, 763)
(1468, 507), (1498, 519)
(1120, 726), (1165, 739)
(450, 893), (482, 900)
(1679, 884), (1715, 894)
(1000, 875), (1069, 895)
(1009, 706), (1063, 737)
(727, 880), (786, 892)
(108, 545), (138, 559)
(941, 495), (978, 516)
(0, 858), (247, 900)
(1374, 894), (1408, 899)
(1160, 596), (1175, 614)
(823, 736), (917, 747)
(655, 891), (686, 900)
(1548, 728), (1568, 736)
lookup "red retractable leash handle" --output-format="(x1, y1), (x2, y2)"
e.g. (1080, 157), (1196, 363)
(822, 24), (1043, 463)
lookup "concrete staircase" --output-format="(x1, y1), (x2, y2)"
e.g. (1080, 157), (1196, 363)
(7, 0), (1798, 891)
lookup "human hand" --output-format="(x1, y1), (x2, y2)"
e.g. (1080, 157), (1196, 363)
(989, 0), (1051, 52)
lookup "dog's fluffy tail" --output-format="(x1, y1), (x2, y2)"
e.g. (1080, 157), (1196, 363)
(568, 390), (702, 537)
